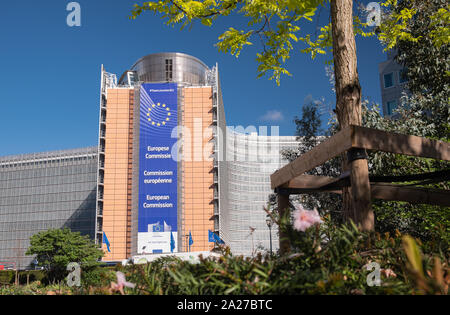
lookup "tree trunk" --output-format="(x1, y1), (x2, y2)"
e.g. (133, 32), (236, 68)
(277, 193), (291, 255)
(330, 0), (374, 230)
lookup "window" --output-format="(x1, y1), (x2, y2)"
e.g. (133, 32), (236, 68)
(165, 59), (173, 82)
(384, 72), (394, 88)
(387, 100), (397, 116)
(399, 69), (408, 84)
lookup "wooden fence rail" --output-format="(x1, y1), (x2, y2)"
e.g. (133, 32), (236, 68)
(271, 125), (450, 225)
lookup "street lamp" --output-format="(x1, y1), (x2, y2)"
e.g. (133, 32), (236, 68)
(266, 217), (273, 255)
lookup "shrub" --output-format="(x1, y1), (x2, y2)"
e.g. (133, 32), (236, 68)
(118, 217), (448, 295)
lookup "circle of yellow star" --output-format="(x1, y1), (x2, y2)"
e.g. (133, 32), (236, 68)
(147, 103), (171, 127)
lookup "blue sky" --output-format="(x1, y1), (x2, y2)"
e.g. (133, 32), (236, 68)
(0, 1), (387, 156)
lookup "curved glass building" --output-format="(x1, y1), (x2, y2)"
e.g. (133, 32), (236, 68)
(223, 132), (298, 256)
(130, 52), (210, 85)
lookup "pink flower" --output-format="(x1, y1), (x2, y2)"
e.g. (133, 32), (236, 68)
(293, 204), (322, 232)
(110, 271), (135, 295)
(381, 268), (397, 278)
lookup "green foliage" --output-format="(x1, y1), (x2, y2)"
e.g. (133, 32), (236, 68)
(391, 0), (450, 138)
(378, 0), (450, 50)
(280, 102), (342, 216)
(360, 98), (450, 243)
(429, 5), (450, 47)
(80, 266), (115, 288)
(130, 1), (444, 87)
(130, 0), (380, 84)
(281, 95), (449, 240)
(25, 228), (104, 283)
(118, 218), (448, 295)
(0, 271), (15, 285)
(377, 0), (420, 50)
(293, 103), (323, 148)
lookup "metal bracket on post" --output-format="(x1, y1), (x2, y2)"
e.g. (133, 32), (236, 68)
(347, 148), (368, 163)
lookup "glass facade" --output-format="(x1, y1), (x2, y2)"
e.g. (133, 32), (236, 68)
(0, 147), (98, 269)
(223, 133), (299, 256)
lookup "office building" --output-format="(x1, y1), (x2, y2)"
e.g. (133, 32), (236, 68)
(223, 132), (298, 255)
(0, 147), (98, 269)
(378, 49), (409, 116)
(96, 53), (228, 262)
(0, 52), (301, 267)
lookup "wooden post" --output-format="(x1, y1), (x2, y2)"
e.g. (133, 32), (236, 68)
(350, 157), (374, 230)
(331, 0), (373, 230)
(277, 193), (291, 255)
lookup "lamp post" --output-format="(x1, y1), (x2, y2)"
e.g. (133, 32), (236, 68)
(266, 218), (273, 255)
(185, 234), (189, 252)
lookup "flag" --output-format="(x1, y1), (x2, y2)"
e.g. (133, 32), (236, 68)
(188, 231), (193, 252)
(208, 230), (215, 243)
(214, 233), (225, 245)
(170, 231), (175, 253)
(189, 231), (193, 246)
(208, 230), (225, 244)
(103, 232), (111, 252)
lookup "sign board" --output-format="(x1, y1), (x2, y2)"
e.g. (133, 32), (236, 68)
(138, 83), (178, 254)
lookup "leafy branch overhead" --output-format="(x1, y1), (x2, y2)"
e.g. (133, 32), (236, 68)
(377, 0), (450, 50)
(131, 0), (335, 84)
(130, 1), (446, 85)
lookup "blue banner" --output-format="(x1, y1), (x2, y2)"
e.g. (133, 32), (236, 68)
(138, 83), (178, 254)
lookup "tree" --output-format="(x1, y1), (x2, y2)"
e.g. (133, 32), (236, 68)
(373, 0), (449, 241)
(130, 1), (443, 244)
(390, 0), (449, 139)
(26, 228), (104, 283)
(280, 102), (343, 224)
(377, 0), (450, 51)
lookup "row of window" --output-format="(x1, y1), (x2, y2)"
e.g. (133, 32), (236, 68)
(383, 69), (408, 89)
(228, 192), (272, 202)
(0, 155), (96, 169)
(229, 173), (271, 183)
(0, 193), (96, 208)
(0, 165), (97, 180)
(0, 182), (96, 197)
(0, 177), (96, 191)
(229, 183), (272, 192)
(0, 209), (94, 223)
(227, 203), (270, 212)
(0, 219), (94, 233)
